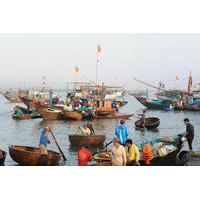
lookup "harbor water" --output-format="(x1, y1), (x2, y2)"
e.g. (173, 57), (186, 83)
(1, 92), (200, 166)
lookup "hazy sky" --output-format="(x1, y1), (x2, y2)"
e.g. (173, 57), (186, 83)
(0, 33), (200, 90)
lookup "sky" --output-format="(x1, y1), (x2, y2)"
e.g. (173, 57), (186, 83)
(0, 33), (200, 91)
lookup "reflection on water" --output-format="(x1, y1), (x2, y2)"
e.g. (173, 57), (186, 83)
(1, 94), (200, 166)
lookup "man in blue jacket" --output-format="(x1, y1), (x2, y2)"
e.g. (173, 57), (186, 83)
(39, 127), (54, 154)
(115, 120), (128, 146)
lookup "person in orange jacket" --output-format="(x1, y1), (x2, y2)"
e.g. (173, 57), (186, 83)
(142, 143), (154, 165)
(78, 144), (93, 166)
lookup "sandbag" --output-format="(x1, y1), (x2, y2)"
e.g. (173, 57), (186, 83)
(188, 151), (200, 158)
(160, 136), (175, 143)
(158, 146), (168, 157)
(153, 142), (164, 156)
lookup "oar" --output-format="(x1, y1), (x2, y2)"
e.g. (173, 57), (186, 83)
(50, 130), (67, 161)
(95, 140), (113, 155)
(88, 122), (96, 135)
(78, 126), (85, 135)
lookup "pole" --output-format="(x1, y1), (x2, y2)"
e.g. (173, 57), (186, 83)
(50, 130), (67, 161)
(96, 57), (99, 85)
(49, 89), (53, 109)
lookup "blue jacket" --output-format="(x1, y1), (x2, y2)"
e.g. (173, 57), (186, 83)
(115, 125), (128, 145)
(39, 129), (50, 147)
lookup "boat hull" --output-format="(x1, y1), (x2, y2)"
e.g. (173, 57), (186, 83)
(63, 111), (82, 120)
(0, 150), (6, 165)
(9, 145), (61, 166)
(134, 96), (171, 110)
(12, 114), (42, 120)
(93, 139), (182, 166)
(135, 117), (160, 129)
(37, 108), (62, 120)
(69, 135), (105, 146)
(95, 114), (133, 119)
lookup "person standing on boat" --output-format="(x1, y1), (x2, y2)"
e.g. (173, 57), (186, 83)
(115, 120), (128, 146)
(110, 138), (126, 166)
(140, 110), (146, 127)
(39, 127), (54, 154)
(79, 124), (91, 136)
(78, 144), (93, 166)
(183, 118), (194, 151)
(125, 139), (140, 166)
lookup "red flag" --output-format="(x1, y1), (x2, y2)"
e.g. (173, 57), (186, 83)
(97, 44), (101, 53)
(176, 76), (180, 80)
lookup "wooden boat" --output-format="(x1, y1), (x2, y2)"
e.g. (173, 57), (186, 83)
(95, 108), (117, 116)
(93, 136), (183, 166)
(134, 95), (173, 110)
(20, 95), (60, 108)
(117, 100), (128, 107)
(0, 91), (22, 103)
(9, 145), (61, 166)
(164, 107), (174, 112)
(0, 150), (6, 165)
(69, 135), (105, 146)
(19, 95), (33, 107)
(95, 113), (133, 119)
(63, 111), (82, 120)
(12, 113), (42, 120)
(37, 108), (63, 120)
(135, 117), (160, 129)
(174, 104), (200, 112)
(34, 101), (64, 111)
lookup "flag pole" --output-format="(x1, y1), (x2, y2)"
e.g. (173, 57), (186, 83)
(96, 44), (101, 86)
(96, 53), (99, 85)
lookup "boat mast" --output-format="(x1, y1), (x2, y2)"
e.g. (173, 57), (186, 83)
(96, 44), (101, 85)
(188, 70), (193, 94)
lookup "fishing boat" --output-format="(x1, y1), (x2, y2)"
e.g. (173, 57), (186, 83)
(18, 95), (33, 107)
(69, 135), (105, 146)
(63, 111), (82, 120)
(93, 135), (183, 166)
(134, 95), (174, 110)
(34, 101), (64, 111)
(95, 113), (133, 119)
(174, 104), (200, 112)
(9, 145), (61, 166)
(12, 113), (42, 120)
(95, 108), (117, 116)
(37, 108), (63, 120)
(0, 150), (6, 165)
(135, 117), (160, 129)
(1, 90), (28, 103)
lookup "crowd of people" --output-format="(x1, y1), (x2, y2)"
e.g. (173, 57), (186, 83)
(55, 96), (120, 113)
(34, 115), (195, 166)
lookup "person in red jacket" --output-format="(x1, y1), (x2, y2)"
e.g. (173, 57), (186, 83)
(78, 144), (93, 166)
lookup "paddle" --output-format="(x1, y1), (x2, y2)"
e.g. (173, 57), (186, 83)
(87, 121), (96, 135)
(94, 140), (113, 155)
(78, 126), (85, 135)
(50, 130), (67, 161)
